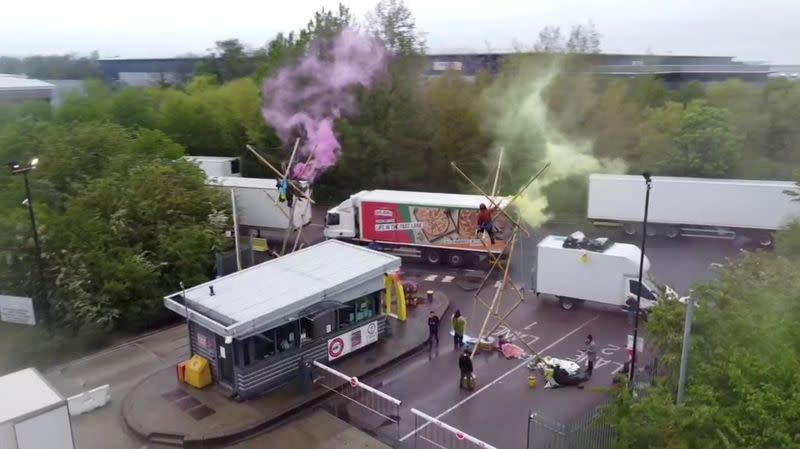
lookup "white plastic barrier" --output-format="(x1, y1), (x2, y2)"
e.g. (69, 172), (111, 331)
(67, 384), (111, 416)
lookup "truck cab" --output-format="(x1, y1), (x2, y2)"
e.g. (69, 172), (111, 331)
(324, 192), (368, 239)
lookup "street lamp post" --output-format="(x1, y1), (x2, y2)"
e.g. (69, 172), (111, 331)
(629, 172), (652, 385)
(8, 158), (49, 328)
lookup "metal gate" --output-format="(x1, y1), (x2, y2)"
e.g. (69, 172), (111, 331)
(410, 408), (498, 449)
(526, 402), (616, 449)
(313, 361), (403, 441)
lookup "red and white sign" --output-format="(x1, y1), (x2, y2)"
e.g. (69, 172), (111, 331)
(350, 377), (359, 387)
(327, 321), (380, 361)
(456, 432), (465, 441)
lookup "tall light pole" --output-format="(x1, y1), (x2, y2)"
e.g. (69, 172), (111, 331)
(676, 295), (695, 404)
(8, 158), (50, 328)
(629, 171), (652, 385)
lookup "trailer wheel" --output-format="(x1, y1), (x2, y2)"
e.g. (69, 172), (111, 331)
(446, 252), (465, 267)
(558, 297), (577, 311)
(664, 227), (680, 239)
(424, 249), (442, 265)
(758, 233), (774, 248)
(622, 223), (638, 236)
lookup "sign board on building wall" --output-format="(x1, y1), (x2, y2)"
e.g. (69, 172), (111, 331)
(431, 61), (463, 71)
(327, 321), (380, 361)
(0, 295), (36, 326)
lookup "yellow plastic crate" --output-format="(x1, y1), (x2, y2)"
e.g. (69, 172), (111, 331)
(184, 355), (212, 389)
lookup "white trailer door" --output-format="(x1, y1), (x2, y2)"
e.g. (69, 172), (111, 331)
(14, 406), (74, 449)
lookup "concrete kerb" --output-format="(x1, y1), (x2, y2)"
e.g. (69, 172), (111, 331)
(122, 292), (451, 448)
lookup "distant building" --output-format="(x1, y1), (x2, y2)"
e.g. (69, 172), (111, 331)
(0, 75), (55, 104)
(97, 52), (781, 89)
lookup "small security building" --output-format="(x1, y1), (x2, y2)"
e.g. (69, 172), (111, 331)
(164, 239), (401, 399)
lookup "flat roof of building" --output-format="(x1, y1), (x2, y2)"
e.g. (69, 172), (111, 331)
(357, 190), (511, 210)
(0, 368), (64, 424)
(0, 76), (55, 92)
(164, 240), (400, 338)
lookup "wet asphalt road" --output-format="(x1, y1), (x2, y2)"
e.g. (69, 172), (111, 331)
(319, 225), (742, 449)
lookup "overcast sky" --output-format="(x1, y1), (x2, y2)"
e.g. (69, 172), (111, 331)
(2, 0), (799, 63)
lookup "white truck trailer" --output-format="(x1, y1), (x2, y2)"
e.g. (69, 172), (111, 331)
(324, 190), (511, 266)
(184, 156), (241, 177)
(534, 233), (681, 311)
(0, 368), (75, 449)
(208, 176), (312, 230)
(588, 174), (800, 247)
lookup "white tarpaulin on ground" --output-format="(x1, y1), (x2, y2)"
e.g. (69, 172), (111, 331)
(0, 295), (36, 326)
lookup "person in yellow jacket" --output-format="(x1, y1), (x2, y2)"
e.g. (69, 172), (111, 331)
(452, 309), (466, 349)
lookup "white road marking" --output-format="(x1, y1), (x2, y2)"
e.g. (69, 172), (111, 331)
(399, 315), (600, 442)
(425, 275), (438, 281)
(441, 275), (455, 283)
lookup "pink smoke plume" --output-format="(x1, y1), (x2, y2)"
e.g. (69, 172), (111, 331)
(261, 28), (388, 182)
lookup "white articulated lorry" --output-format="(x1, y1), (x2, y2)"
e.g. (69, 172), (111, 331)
(588, 174), (800, 247)
(534, 232), (682, 311)
(324, 190), (512, 266)
(0, 368), (76, 449)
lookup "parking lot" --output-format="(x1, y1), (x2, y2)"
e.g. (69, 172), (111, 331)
(321, 229), (741, 449)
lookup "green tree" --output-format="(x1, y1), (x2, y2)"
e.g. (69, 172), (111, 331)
(366, 0), (426, 55)
(639, 101), (741, 177)
(565, 22), (601, 53)
(47, 160), (229, 330)
(608, 252), (800, 449)
(55, 79), (112, 124)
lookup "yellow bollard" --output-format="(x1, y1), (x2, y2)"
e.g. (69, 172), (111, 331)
(528, 375), (537, 389)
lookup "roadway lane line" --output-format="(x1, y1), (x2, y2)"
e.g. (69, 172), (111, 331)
(441, 275), (455, 283)
(399, 315), (599, 442)
(425, 275), (438, 281)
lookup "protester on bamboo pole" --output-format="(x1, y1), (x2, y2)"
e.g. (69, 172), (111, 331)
(477, 203), (498, 244)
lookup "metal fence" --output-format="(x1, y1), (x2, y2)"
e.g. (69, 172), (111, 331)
(314, 361), (403, 442)
(526, 401), (616, 449)
(410, 408), (498, 449)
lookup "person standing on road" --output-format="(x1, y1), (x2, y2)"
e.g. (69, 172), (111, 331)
(427, 311), (440, 347)
(452, 310), (466, 349)
(584, 335), (597, 376)
(458, 349), (474, 389)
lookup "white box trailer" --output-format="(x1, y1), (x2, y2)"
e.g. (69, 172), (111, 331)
(184, 156), (241, 177)
(587, 174), (800, 246)
(208, 176), (312, 230)
(0, 368), (75, 449)
(534, 234), (680, 311)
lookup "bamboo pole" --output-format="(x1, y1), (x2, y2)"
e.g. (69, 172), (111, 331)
(471, 284), (503, 359)
(491, 147), (504, 197)
(451, 162), (529, 238)
(245, 145), (316, 204)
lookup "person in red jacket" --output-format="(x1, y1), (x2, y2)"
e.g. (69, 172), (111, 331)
(477, 203), (497, 244)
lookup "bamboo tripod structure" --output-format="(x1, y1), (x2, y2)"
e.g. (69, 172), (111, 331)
(451, 154), (551, 361)
(245, 141), (316, 257)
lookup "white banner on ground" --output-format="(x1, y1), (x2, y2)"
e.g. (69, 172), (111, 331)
(0, 295), (36, 326)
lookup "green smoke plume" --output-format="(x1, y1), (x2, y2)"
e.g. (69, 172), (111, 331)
(482, 57), (626, 227)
